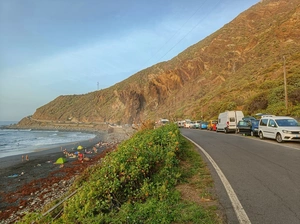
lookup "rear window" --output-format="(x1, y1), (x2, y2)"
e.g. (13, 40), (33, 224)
(238, 121), (249, 127)
(229, 117), (235, 122)
(259, 119), (268, 126)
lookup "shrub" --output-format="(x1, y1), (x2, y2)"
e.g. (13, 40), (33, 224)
(246, 93), (269, 114)
(289, 88), (300, 104)
(57, 124), (183, 223)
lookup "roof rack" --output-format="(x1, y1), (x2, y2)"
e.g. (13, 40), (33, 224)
(261, 115), (275, 118)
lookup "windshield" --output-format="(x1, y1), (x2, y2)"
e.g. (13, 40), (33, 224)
(275, 119), (299, 127)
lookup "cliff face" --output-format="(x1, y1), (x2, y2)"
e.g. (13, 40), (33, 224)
(20, 0), (300, 126)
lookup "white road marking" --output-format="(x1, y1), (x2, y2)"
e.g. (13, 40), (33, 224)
(184, 135), (251, 224)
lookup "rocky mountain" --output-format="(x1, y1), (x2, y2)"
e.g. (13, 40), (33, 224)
(19, 0), (300, 127)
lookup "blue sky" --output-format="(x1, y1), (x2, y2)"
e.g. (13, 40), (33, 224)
(0, 0), (259, 121)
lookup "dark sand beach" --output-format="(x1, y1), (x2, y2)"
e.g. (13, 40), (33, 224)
(0, 131), (127, 224)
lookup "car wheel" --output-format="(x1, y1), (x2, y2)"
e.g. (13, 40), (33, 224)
(250, 131), (254, 137)
(259, 131), (264, 139)
(276, 133), (283, 143)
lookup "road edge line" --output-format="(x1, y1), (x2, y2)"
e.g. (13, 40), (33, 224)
(183, 135), (251, 224)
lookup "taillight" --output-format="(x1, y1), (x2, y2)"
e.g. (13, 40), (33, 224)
(227, 121), (229, 127)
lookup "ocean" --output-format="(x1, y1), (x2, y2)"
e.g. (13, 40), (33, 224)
(0, 121), (96, 158)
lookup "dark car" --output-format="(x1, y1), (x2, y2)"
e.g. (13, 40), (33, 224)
(236, 120), (251, 135)
(236, 119), (259, 136)
(242, 116), (256, 122)
(250, 119), (259, 136)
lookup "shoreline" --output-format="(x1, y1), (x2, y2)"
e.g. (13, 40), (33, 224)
(1, 122), (110, 134)
(0, 129), (133, 223)
(0, 125), (134, 170)
(0, 134), (104, 171)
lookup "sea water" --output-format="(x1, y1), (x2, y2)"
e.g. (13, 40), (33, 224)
(0, 122), (96, 158)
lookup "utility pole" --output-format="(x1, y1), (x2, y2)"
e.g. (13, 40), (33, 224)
(283, 56), (288, 111)
(97, 82), (99, 90)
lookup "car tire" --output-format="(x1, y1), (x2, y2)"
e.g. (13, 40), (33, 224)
(276, 133), (283, 143)
(259, 131), (264, 139)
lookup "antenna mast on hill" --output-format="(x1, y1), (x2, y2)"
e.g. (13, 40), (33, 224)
(97, 82), (99, 90)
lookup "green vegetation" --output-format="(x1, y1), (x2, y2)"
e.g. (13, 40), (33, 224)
(19, 124), (222, 223)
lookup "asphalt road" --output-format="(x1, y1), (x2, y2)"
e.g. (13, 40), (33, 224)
(180, 129), (300, 224)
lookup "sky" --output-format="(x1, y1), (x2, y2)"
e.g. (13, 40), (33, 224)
(0, 0), (259, 121)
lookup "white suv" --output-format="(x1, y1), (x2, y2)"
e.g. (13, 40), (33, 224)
(258, 115), (300, 143)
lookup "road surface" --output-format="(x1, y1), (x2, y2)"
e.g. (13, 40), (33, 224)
(180, 129), (300, 224)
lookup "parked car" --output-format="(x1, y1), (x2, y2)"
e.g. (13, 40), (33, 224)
(250, 119), (259, 136)
(258, 115), (300, 143)
(190, 121), (196, 128)
(158, 118), (169, 126)
(200, 121), (208, 129)
(176, 121), (185, 128)
(236, 119), (259, 136)
(236, 120), (251, 135)
(207, 120), (218, 131)
(216, 110), (244, 133)
(193, 121), (201, 129)
(242, 116), (256, 122)
(184, 119), (192, 128)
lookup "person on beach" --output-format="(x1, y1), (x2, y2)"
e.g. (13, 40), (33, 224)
(63, 149), (68, 157)
(78, 152), (84, 162)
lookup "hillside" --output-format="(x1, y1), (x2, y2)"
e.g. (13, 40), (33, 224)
(19, 0), (300, 127)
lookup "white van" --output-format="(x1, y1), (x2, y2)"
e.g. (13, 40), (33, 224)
(258, 115), (300, 143)
(176, 121), (185, 128)
(216, 111), (244, 133)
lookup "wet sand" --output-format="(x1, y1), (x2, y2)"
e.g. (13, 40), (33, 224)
(0, 135), (103, 171)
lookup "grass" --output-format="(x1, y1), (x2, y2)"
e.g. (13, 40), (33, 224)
(175, 140), (224, 223)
